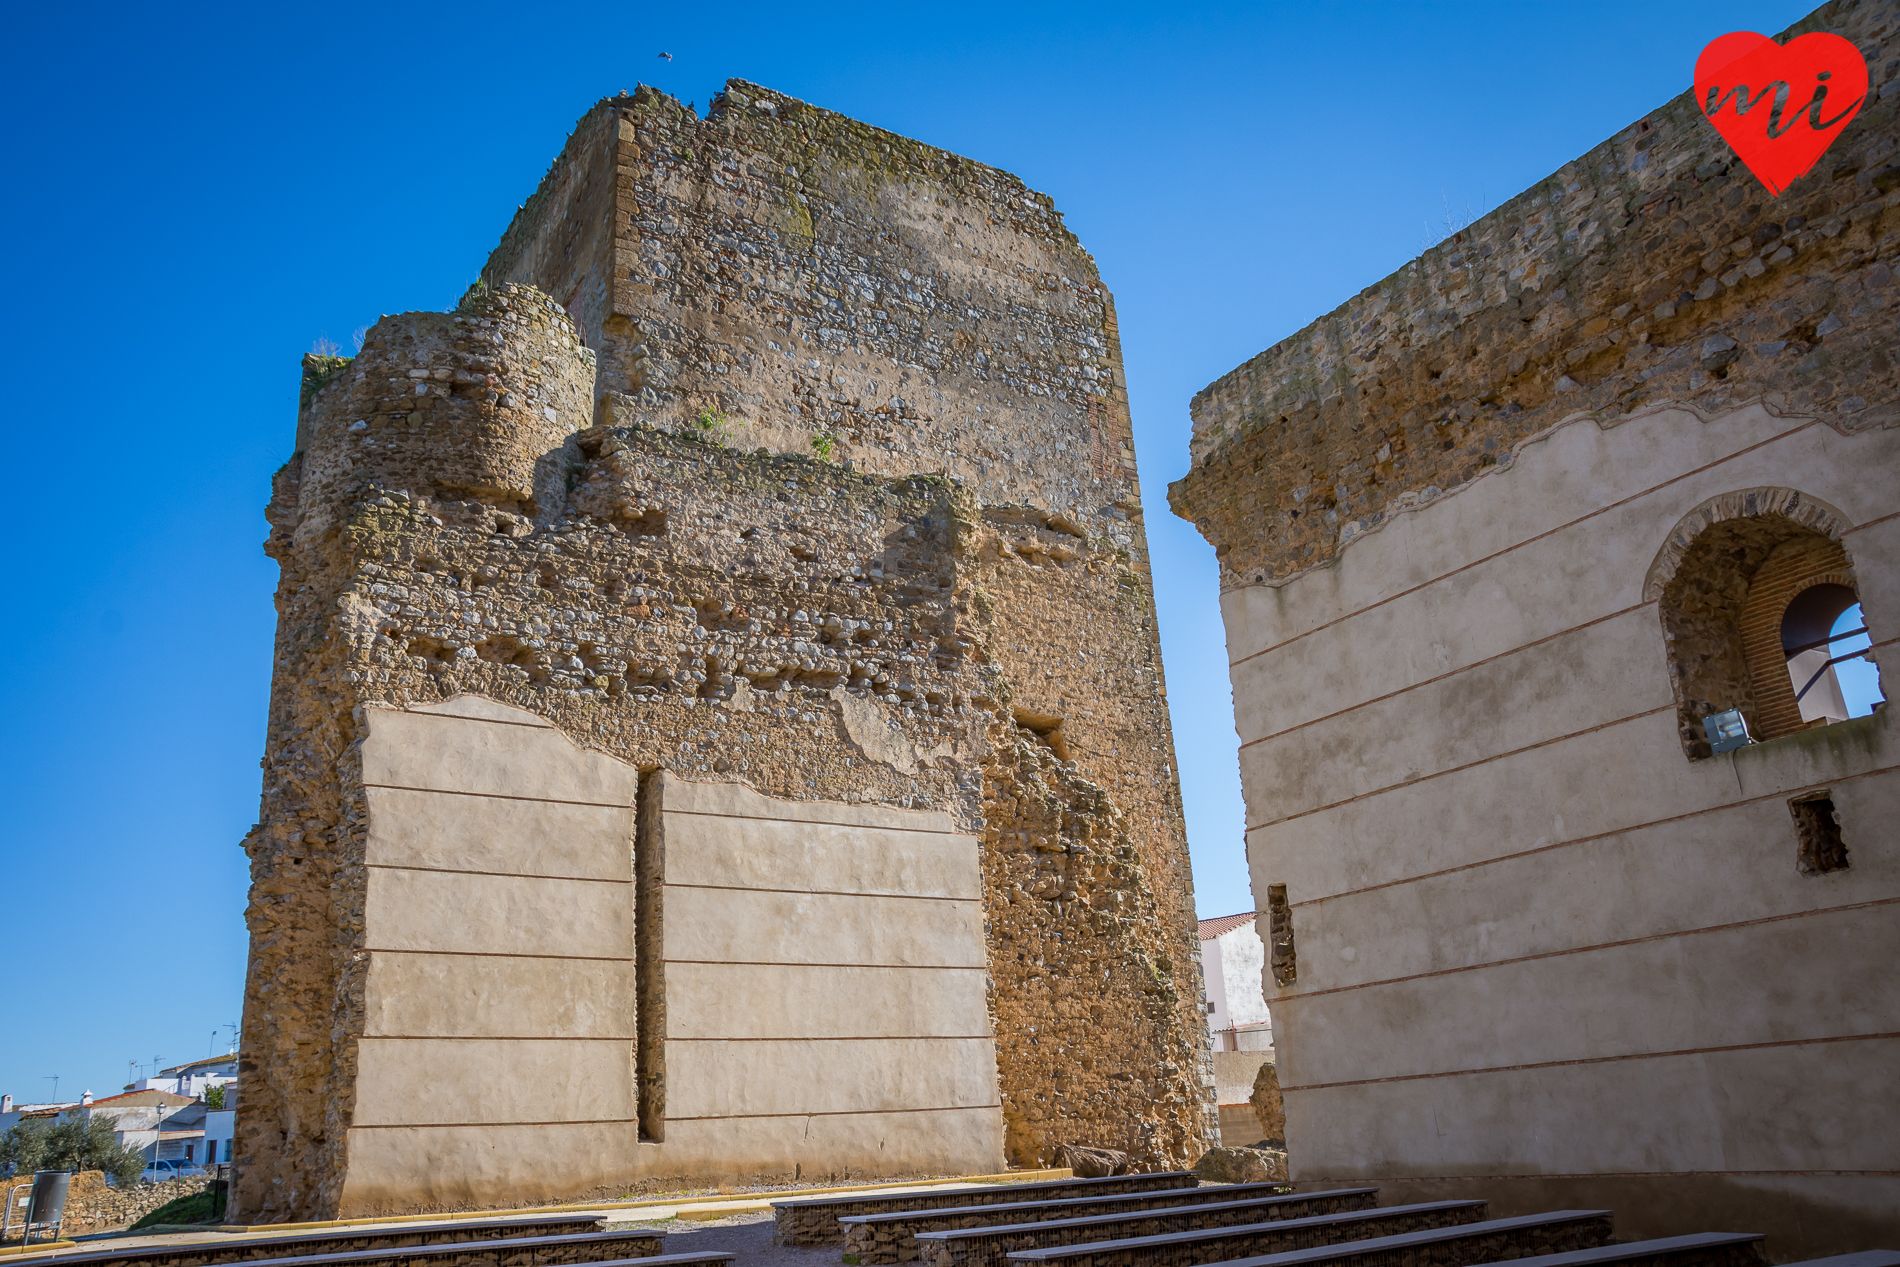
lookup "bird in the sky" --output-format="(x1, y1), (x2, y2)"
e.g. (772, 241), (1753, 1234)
(657, 52), (673, 61)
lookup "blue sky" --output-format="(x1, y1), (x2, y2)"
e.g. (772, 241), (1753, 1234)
(0, 0), (1830, 1104)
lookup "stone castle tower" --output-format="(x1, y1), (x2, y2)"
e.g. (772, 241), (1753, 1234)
(238, 81), (1214, 1221)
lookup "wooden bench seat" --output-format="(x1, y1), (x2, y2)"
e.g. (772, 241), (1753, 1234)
(839, 1187), (1370, 1265)
(918, 1199), (1487, 1267)
(996, 1208), (1616, 1267)
(771, 1173), (1198, 1248)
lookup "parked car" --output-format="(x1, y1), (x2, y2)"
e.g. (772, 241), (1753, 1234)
(140, 1159), (203, 1182)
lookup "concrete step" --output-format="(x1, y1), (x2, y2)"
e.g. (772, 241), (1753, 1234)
(1467, 1233), (1768, 1267)
(1777, 1256), (1900, 1267)
(920, 1199), (1487, 1267)
(48, 1219), (614, 1267)
(840, 1188), (1374, 1265)
(41, 1229), (672, 1267)
(997, 1208), (1616, 1267)
(771, 1173), (1199, 1248)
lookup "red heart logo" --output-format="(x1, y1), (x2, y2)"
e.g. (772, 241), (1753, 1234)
(1695, 30), (1868, 195)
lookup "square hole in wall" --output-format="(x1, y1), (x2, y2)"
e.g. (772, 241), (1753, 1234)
(1789, 793), (1849, 875)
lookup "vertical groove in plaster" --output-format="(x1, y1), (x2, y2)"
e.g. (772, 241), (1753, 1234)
(635, 769), (665, 1141)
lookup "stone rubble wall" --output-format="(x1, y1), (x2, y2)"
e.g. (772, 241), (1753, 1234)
(974, 1211), (1616, 1267)
(242, 264), (1208, 1217)
(478, 88), (1210, 1137)
(774, 1173), (1195, 1248)
(916, 1201), (1493, 1267)
(29, 1172), (211, 1236)
(842, 1187), (1367, 1266)
(1173, 0), (1900, 588)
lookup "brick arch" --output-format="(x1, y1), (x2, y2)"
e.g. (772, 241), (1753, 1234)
(1741, 543), (1858, 739)
(1643, 486), (1851, 602)
(1647, 488), (1860, 759)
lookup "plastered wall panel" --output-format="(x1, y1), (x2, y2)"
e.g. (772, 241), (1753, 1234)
(360, 706), (639, 805)
(665, 962), (989, 1040)
(363, 785), (633, 881)
(1289, 786), (1900, 993)
(663, 884), (984, 967)
(365, 867), (632, 959)
(352, 1037), (633, 1126)
(666, 1036), (1000, 1118)
(364, 951), (635, 1040)
(1276, 902), (1898, 1086)
(1219, 408), (1899, 664)
(1286, 1035), (1900, 1179)
(1249, 708), (1895, 906)
(661, 774), (956, 834)
(337, 1121), (647, 1216)
(663, 813), (979, 899)
(1238, 609), (1670, 818)
(656, 1106), (1005, 1176)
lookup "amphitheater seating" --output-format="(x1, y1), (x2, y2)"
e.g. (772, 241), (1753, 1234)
(992, 1208), (1617, 1267)
(1464, 1233), (1770, 1267)
(58, 1229), (672, 1267)
(771, 1172), (1199, 1247)
(919, 1200), (1497, 1267)
(839, 1187), (1373, 1265)
(37, 1216), (614, 1267)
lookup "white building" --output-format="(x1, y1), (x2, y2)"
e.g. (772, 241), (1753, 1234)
(125, 1054), (237, 1101)
(1199, 911), (1273, 1052)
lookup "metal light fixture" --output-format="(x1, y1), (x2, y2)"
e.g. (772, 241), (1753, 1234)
(1704, 708), (1754, 754)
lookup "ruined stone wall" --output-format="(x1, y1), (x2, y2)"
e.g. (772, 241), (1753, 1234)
(476, 91), (1206, 1116)
(239, 264), (1207, 1214)
(1172, 0), (1900, 588)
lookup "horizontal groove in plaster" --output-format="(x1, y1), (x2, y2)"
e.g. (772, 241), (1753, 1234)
(360, 1034), (634, 1042)
(1842, 508), (1900, 536)
(362, 781), (632, 810)
(1296, 1169), (1900, 1181)
(1284, 1029), (1900, 1094)
(665, 881), (980, 903)
(353, 1105), (1006, 1129)
(666, 960), (986, 970)
(365, 948), (635, 963)
(666, 1035), (995, 1043)
(668, 1104), (1003, 1122)
(350, 1119), (641, 1130)
(671, 808), (964, 837)
(1273, 896), (1899, 1006)
(1246, 705), (1675, 832)
(1292, 760), (1900, 909)
(1238, 600), (1656, 753)
(1225, 418), (1821, 664)
(366, 862), (631, 885)
(355, 1033), (995, 1043)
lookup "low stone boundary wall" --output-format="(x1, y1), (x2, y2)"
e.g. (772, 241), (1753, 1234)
(35, 1215), (612, 1267)
(920, 1198), (1485, 1267)
(843, 1188), (1371, 1265)
(998, 1209), (1615, 1267)
(773, 1173), (1197, 1247)
(5, 1172), (210, 1237)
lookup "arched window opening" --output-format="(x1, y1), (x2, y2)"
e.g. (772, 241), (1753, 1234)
(1649, 489), (1871, 759)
